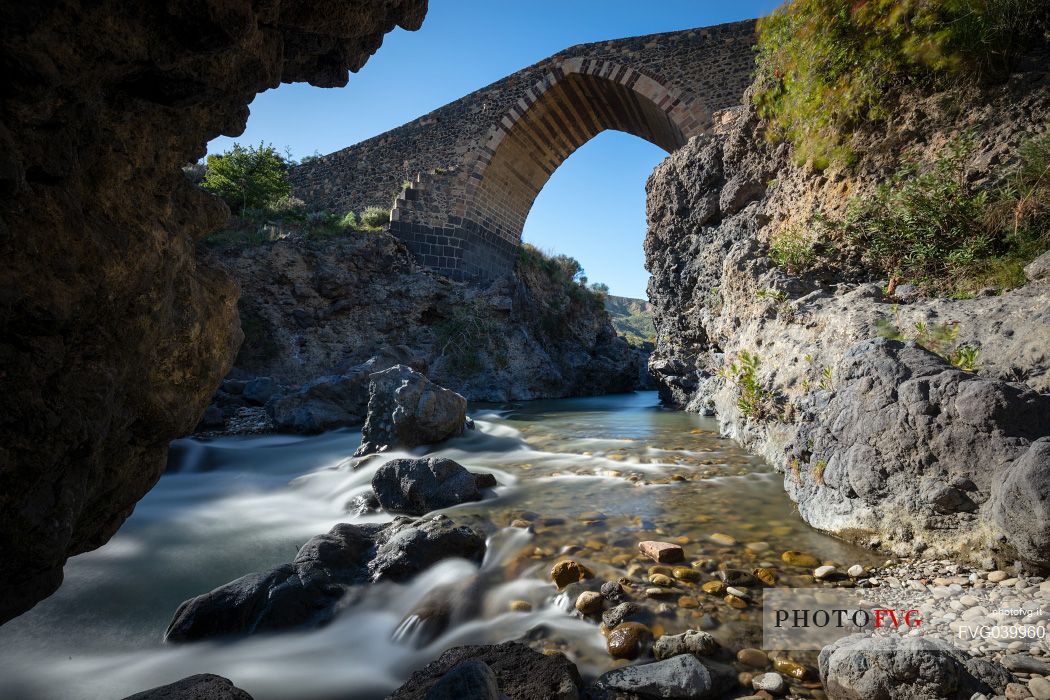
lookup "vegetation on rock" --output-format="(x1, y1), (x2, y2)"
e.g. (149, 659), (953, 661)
(201, 142), (292, 215)
(754, 0), (1050, 168)
(198, 144), (392, 248)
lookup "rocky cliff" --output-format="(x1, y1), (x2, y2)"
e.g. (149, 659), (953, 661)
(0, 0), (427, 624)
(646, 54), (1050, 568)
(198, 231), (637, 434)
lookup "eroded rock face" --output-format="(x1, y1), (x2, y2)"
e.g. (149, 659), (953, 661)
(644, 62), (1050, 566)
(165, 515), (483, 642)
(203, 231), (639, 407)
(0, 0), (427, 624)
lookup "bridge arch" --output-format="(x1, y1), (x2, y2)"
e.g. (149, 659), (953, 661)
(390, 57), (711, 281)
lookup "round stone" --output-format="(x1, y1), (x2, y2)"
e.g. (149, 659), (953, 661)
(782, 551), (820, 568)
(575, 591), (603, 615)
(773, 657), (809, 680)
(649, 573), (674, 587)
(709, 532), (738, 546)
(814, 565), (837, 580)
(551, 560), (586, 588)
(673, 566), (701, 583)
(1028, 676), (1050, 700)
(738, 648), (769, 668)
(607, 622), (652, 659)
(678, 596), (700, 609)
(746, 541), (771, 554)
(601, 581), (625, 601)
(988, 570), (1009, 583)
(509, 599), (532, 612)
(753, 567), (777, 586)
(702, 580), (727, 595)
(847, 564), (865, 578)
(753, 671), (786, 694)
(725, 594), (748, 609)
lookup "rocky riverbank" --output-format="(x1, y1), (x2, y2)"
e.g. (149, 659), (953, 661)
(645, 49), (1050, 571)
(197, 231), (638, 434)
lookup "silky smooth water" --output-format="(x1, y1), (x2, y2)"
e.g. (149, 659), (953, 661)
(0, 392), (883, 699)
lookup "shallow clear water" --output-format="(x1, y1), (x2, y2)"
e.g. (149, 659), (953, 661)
(0, 391), (883, 699)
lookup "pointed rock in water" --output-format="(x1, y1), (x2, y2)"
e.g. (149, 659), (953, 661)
(354, 365), (468, 456)
(639, 540), (685, 564)
(121, 674), (253, 700)
(371, 457), (482, 515)
(388, 641), (582, 700)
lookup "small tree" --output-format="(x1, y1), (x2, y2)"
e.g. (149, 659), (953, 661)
(201, 142), (292, 215)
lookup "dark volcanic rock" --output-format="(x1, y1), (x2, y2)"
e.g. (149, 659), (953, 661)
(165, 515), (483, 642)
(388, 641), (582, 700)
(0, 0), (427, 623)
(121, 674), (253, 700)
(421, 660), (500, 700)
(372, 457), (483, 515)
(265, 348), (427, 433)
(207, 234), (639, 404)
(368, 515), (487, 582)
(355, 365), (468, 456)
(818, 634), (1013, 700)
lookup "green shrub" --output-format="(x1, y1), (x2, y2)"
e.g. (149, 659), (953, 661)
(754, 0), (1050, 168)
(269, 195), (306, 217)
(769, 226), (817, 271)
(360, 206), (390, 229)
(201, 142), (292, 215)
(339, 211), (358, 229)
(844, 132), (1050, 294)
(876, 316), (982, 371)
(845, 141), (993, 292)
(720, 350), (777, 418)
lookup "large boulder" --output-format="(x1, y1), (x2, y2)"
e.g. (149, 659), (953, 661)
(121, 674), (253, 700)
(818, 634), (1013, 700)
(388, 641), (582, 700)
(0, 0), (427, 623)
(266, 349), (428, 433)
(792, 339), (1050, 564)
(355, 365), (468, 456)
(372, 457), (491, 515)
(165, 515), (484, 642)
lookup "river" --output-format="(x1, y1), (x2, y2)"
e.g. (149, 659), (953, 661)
(0, 391), (884, 699)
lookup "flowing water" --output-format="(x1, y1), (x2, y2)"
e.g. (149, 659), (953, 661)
(0, 392), (885, 699)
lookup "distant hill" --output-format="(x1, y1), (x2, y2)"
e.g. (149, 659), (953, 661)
(604, 295), (655, 347)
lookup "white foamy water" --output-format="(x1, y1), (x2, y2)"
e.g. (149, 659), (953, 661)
(0, 392), (879, 699)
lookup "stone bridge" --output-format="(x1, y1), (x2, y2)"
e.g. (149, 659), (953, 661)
(291, 19), (758, 280)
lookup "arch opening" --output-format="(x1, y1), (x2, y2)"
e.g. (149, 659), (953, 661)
(390, 59), (710, 281)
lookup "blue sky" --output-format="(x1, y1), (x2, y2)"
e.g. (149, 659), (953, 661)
(209, 0), (780, 298)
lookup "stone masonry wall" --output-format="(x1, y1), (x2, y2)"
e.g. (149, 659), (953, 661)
(291, 19), (758, 280)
